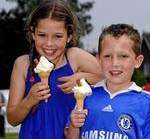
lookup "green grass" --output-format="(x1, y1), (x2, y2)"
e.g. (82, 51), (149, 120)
(0, 133), (18, 139)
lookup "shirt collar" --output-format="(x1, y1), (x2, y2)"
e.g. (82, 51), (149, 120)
(94, 80), (142, 99)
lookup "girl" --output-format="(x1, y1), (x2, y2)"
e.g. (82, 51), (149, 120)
(7, 0), (102, 139)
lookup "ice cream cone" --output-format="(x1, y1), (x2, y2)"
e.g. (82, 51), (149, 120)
(34, 56), (54, 103)
(72, 78), (92, 111)
(38, 71), (50, 102)
(38, 71), (50, 85)
(74, 93), (86, 111)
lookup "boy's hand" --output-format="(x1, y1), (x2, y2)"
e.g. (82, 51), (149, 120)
(70, 109), (88, 128)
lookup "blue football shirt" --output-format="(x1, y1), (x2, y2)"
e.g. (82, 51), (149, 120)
(80, 81), (150, 139)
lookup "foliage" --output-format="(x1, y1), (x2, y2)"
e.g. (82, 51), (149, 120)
(132, 69), (147, 87)
(0, 0), (94, 89)
(4, 133), (18, 139)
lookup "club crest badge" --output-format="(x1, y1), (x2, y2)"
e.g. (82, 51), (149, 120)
(117, 114), (133, 131)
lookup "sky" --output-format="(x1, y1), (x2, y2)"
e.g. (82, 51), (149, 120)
(1, 0), (150, 51)
(80, 0), (150, 51)
(0, 0), (17, 12)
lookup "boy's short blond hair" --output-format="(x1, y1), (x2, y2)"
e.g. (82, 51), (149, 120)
(98, 24), (141, 56)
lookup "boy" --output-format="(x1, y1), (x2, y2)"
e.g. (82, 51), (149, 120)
(66, 24), (150, 139)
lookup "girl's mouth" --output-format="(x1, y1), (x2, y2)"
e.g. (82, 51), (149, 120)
(44, 49), (56, 55)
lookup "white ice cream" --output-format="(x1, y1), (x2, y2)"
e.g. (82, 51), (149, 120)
(34, 56), (54, 73)
(72, 78), (92, 96)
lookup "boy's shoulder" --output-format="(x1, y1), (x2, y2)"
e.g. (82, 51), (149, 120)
(91, 81), (105, 94)
(140, 90), (150, 100)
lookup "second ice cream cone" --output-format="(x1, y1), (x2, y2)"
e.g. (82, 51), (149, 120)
(74, 93), (86, 111)
(73, 78), (92, 111)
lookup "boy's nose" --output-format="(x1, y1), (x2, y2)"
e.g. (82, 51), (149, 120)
(111, 57), (120, 66)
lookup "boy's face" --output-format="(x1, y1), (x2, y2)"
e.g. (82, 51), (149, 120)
(99, 35), (143, 86)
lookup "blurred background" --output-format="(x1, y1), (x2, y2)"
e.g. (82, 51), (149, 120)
(0, 0), (150, 138)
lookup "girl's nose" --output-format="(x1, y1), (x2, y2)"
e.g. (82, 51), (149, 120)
(46, 37), (53, 47)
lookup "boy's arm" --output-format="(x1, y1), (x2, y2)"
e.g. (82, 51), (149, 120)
(65, 109), (87, 139)
(65, 125), (80, 139)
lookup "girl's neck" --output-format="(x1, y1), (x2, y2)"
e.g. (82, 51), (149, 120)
(53, 53), (66, 68)
(106, 81), (132, 94)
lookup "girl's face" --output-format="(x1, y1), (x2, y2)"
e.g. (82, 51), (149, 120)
(32, 18), (71, 64)
(99, 35), (143, 87)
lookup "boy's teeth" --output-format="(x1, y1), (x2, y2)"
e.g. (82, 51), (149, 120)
(110, 71), (122, 75)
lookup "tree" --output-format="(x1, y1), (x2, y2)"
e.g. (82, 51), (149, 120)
(0, 0), (94, 89)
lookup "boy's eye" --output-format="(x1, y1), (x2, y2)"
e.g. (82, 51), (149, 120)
(119, 55), (129, 58)
(103, 55), (111, 58)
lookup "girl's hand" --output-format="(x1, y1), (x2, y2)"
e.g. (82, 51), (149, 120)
(58, 74), (79, 93)
(70, 109), (87, 128)
(27, 82), (50, 107)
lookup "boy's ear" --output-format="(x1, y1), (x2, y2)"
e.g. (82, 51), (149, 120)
(96, 53), (100, 61)
(96, 53), (102, 65)
(135, 55), (144, 68)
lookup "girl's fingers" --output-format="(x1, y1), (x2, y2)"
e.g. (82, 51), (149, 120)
(32, 82), (49, 93)
(58, 76), (71, 82)
(39, 93), (51, 100)
(58, 81), (73, 89)
(38, 89), (50, 96)
(61, 87), (73, 93)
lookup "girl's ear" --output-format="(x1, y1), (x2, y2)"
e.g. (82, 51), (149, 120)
(32, 32), (35, 40)
(135, 55), (144, 68)
(67, 35), (72, 43)
(30, 27), (35, 40)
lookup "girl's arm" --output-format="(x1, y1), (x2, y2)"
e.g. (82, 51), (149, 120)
(7, 55), (50, 126)
(59, 47), (104, 93)
(69, 47), (103, 84)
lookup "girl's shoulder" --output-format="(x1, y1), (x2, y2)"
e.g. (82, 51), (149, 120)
(13, 55), (30, 77)
(67, 47), (90, 56)
(67, 47), (94, 62)
(14, 54), (29, 67)
(66, 47), (88, 71)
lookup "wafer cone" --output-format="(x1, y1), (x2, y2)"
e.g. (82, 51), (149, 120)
(38, 71), (50, 102)
(74, 92), (86, 111)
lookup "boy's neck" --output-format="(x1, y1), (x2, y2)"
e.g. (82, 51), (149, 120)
(106, 81), (133, 94)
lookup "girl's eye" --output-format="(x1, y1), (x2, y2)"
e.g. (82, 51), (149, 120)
(56, 35), (63, 38)
(37, 33), (46, 37)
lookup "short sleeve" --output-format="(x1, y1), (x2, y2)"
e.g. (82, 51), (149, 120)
(143, 105), (150, 138)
